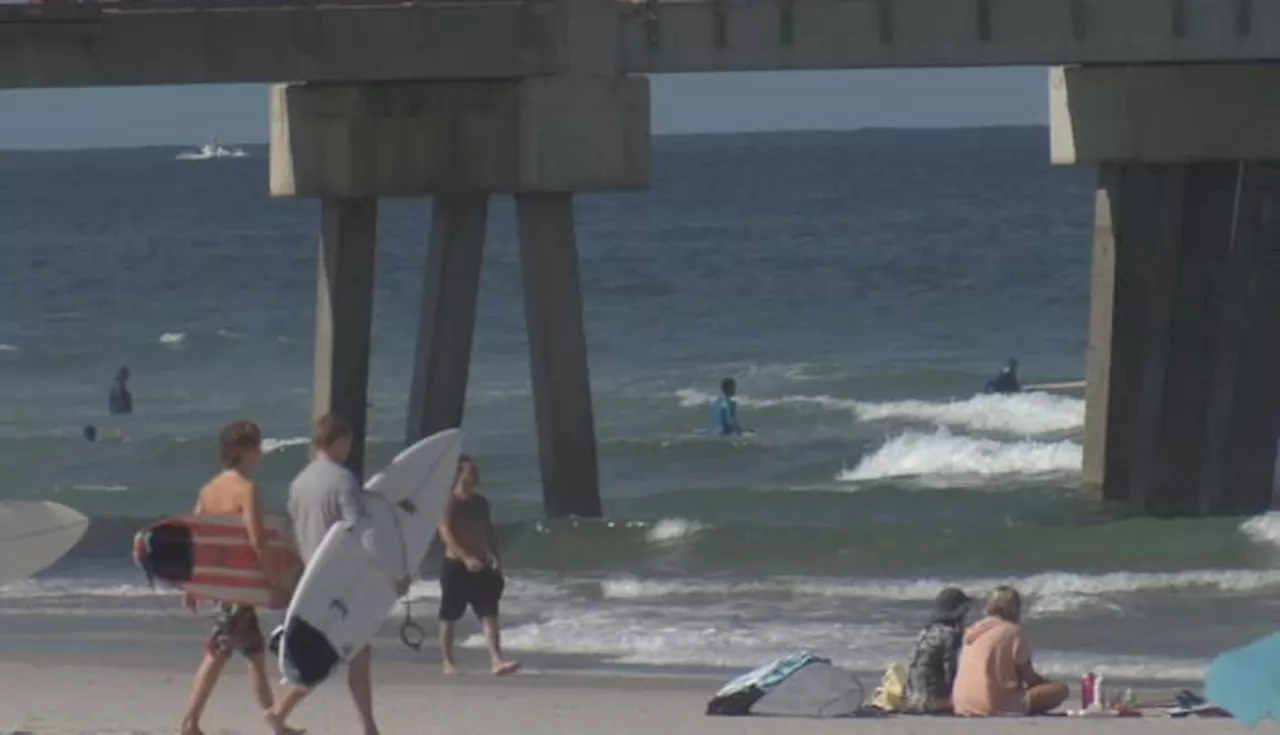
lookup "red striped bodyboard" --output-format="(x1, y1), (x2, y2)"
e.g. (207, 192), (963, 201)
(133, 513), (303, 610)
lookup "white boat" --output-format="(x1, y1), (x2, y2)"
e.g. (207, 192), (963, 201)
(175, 139), (248, 161)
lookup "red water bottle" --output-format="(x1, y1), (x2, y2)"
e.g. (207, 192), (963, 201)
(1081, 672), (1096, 709)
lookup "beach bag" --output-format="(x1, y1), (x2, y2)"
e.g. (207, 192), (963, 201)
(869, 662), (908, 712)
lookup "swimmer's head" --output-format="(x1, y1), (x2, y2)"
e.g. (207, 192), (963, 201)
(720, 377), (736, 397)
(83, 425), (97, 442)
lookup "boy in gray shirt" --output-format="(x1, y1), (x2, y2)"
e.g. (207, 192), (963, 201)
(265, 413), (408, 735)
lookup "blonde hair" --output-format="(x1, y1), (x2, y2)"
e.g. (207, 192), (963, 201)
(985, 585), (1023, 623)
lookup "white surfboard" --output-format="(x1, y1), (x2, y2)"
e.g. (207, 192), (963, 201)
(0, 501), (89, 586)
(278, 428), (462, 687)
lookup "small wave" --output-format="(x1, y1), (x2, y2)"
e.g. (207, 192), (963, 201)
(675, 388), (856, 411)
(838, 429), (1081, 483)
(598, 568), (1280, 615)
(158, 332), (186, 346)
(483, 604), (1207, 680)
(1239, 512), (1280, 550)
(854, 392), (1084, 436)
(68, 484), (129, 493)
(0, 344), (17, 352)
(674, 389), (1084, 437)
(645, 518), (709, 544)
(262, 436), (309, 454)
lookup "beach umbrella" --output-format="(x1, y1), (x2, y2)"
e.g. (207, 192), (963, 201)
(1205, 630), (1280, 729)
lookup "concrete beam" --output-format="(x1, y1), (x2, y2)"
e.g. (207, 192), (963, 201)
(10, 0), (1280, 88)
(1084, 163), (1280, 517)
(0, 1), (552, 88)
(1051, 64), (1280, 164)
(621, 0), (1280, 73)
(270, 78), (650, 197)
(517, 193), (601, 519)
(312, 197), (378, 477)
(406, 195), (489, 444)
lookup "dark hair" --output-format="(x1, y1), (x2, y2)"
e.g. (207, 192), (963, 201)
(720, 377), (736, 394)
(455, 454), (479, 486)
(219, 420), (263, 469)
(313, 413), (352, 449)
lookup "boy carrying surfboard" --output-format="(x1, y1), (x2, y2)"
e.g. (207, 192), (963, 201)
(179, 420), (298, 735)
(266, 413), (410, 735)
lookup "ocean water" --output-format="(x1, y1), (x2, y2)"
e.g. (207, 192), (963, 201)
(1, 128), (1277, 681)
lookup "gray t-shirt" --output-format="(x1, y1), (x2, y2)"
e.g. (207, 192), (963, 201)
(288, 458), (364, 563)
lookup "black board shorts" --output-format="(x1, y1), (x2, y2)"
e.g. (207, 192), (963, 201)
(438, 558), (505, 622)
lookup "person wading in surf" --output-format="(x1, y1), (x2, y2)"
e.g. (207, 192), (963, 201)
(438, 455), (520, 676)
(265, 413), (409, 735)
(179, 420), (293, 735)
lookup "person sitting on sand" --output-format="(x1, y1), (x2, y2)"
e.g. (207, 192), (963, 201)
(438, 455), (520, 676)
(905, 587), (973, 713)
(179, 420), (292, 735)
(951, 585), (1070, 717)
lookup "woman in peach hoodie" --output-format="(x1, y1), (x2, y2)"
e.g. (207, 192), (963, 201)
(951, 585), (1069, 716)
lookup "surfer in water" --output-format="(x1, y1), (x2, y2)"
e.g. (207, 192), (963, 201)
(180, 420), (294, 735)
(709, 377), (745, 436)
(438, 455), (520, 676)
(108, 366), (132, 415)
(983, 358), (1022, 394)
(266, 413), (409, 735)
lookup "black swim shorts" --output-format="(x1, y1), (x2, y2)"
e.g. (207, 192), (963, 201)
(438, 558), (505, 622)
(205, 603), (265, 658)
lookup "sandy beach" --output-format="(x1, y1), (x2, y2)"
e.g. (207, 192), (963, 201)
(0, 641), (1259, 735)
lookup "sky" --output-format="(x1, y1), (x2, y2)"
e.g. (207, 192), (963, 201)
(0, 67), (1048, 150)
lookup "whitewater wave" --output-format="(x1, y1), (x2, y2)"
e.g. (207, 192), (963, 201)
(838, 429), (1081, 483)
(598, 568), (1280, 615)
(675, 388), (1084, 437)
(262, 436), (309, 454)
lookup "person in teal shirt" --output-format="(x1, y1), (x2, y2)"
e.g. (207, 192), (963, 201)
(709, 377), (744, 436)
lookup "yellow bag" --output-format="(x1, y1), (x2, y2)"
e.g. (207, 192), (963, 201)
(869, 662), (908, 712)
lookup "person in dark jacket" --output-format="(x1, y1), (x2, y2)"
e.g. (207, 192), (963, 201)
(983, 359), (1021, 394)
(905, 586), (973, 713)
(109, 366), (133, 415)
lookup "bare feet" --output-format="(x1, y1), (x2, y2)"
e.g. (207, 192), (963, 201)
(264, 709), (307, 735)
(442, 661), (461, 675)
(179, 719), (204, 735)
(492, 660), (521, 676)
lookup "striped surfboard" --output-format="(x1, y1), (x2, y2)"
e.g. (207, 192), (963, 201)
(132, 513), (303, 609)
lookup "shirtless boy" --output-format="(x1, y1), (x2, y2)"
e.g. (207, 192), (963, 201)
(438, 455), (520, 675)
(179, 420), (294, 735)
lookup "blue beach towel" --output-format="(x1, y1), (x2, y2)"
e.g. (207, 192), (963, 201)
(1205, 630), (1280, 729)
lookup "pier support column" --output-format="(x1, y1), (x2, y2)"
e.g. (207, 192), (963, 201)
(270, 76), (649, 517)
(1053, 64), (1280, 516)
(312, 197), (378, 476)
(516, 193), (601, 518)
(406, 195), (489, 444)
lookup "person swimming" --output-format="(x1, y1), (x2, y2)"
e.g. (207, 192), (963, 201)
(983, 358), (1021, 395)
(109, 366), (133, 415)
(709, 378), (744, 436)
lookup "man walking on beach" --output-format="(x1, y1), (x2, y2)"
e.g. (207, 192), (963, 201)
(438, 455), (520, 675)
(265, 413), (409, 735)
(179, 420), (292, 735)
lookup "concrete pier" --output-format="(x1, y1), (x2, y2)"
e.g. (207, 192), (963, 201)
(517, 193), (603, 518)
(311, 197), (379, 476)
(1053, 65), (1280, 516)
(406, 196), (489, 444)
(272, 77), (649, 516)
